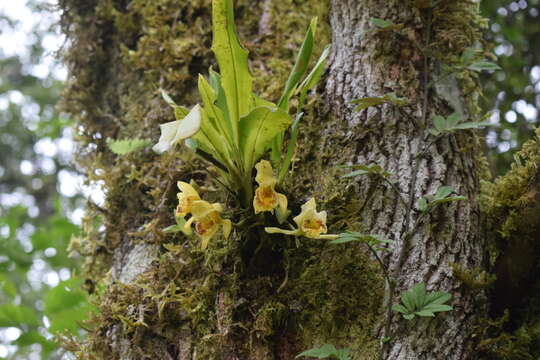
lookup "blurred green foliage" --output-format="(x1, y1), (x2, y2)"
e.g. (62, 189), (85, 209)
(0, 1), (92, 359)
(481, 0), (540, 175)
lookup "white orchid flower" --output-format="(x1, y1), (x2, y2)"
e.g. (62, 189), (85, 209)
(152, 104), (202, 153)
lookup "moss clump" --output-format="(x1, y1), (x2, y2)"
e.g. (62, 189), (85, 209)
(483, 128), (540, 302)
(287, 244), (384, 358)
(482, 127), (540, 239)
(475, 311), (540, 360)
(451, 263), (496, 290)
(475, 128), (540, 358)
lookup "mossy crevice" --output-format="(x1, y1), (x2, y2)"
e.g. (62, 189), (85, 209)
(476, 127), (540, 358)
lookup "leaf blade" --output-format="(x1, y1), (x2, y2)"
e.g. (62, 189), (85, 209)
(278, 17), (317, 110)
(211, 0), (253, 136)
(239, 106), (292, 170)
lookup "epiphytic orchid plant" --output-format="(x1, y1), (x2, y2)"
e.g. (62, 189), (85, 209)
(153, 0), (329, 206)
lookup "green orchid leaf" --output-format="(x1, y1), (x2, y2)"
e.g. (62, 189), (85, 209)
(273, 17), (320, 167)
(209, 69), (234, 136)
(193, 108), (232, 165)
(108, 138), (151, 155)
(298, 45), (331, 105)
(198, 74), (234, 144)
(278, 111), (304, 183)
(253, 93), (277, 109)
(239, 106), (292, 170)
(278, 17), (317, 110)
(211, 0), (253, 135)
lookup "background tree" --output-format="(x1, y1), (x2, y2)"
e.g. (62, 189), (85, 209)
(481, 0), (540, 175)
(0, 1), (90, 359)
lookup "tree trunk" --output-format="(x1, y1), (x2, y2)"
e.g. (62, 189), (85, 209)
(59, 0), (490, 359)
(324, 1), (487, 359)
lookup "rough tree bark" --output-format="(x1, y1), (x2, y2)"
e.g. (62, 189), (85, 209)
(59, 0), (494, 359)
(325, 1), (487, 359)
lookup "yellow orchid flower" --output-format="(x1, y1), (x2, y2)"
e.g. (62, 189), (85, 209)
(265, 198), (337, 240)
(175, 181), (201, 218)
(293, 198), (328, 238)
(253, 160), (288, 217)
(183, 200), (232, 250)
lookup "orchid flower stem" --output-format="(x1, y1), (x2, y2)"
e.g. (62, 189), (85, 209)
(318, 234), (339, 240)
(264, 227), (301, 236)
(367, 244), (394, 348)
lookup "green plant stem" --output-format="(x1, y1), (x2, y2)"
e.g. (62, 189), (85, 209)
(366, 244), (394, 348)
(381, 177), (408, 210)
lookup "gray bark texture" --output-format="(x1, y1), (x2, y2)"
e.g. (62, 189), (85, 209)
(325, 0), (487, 359)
